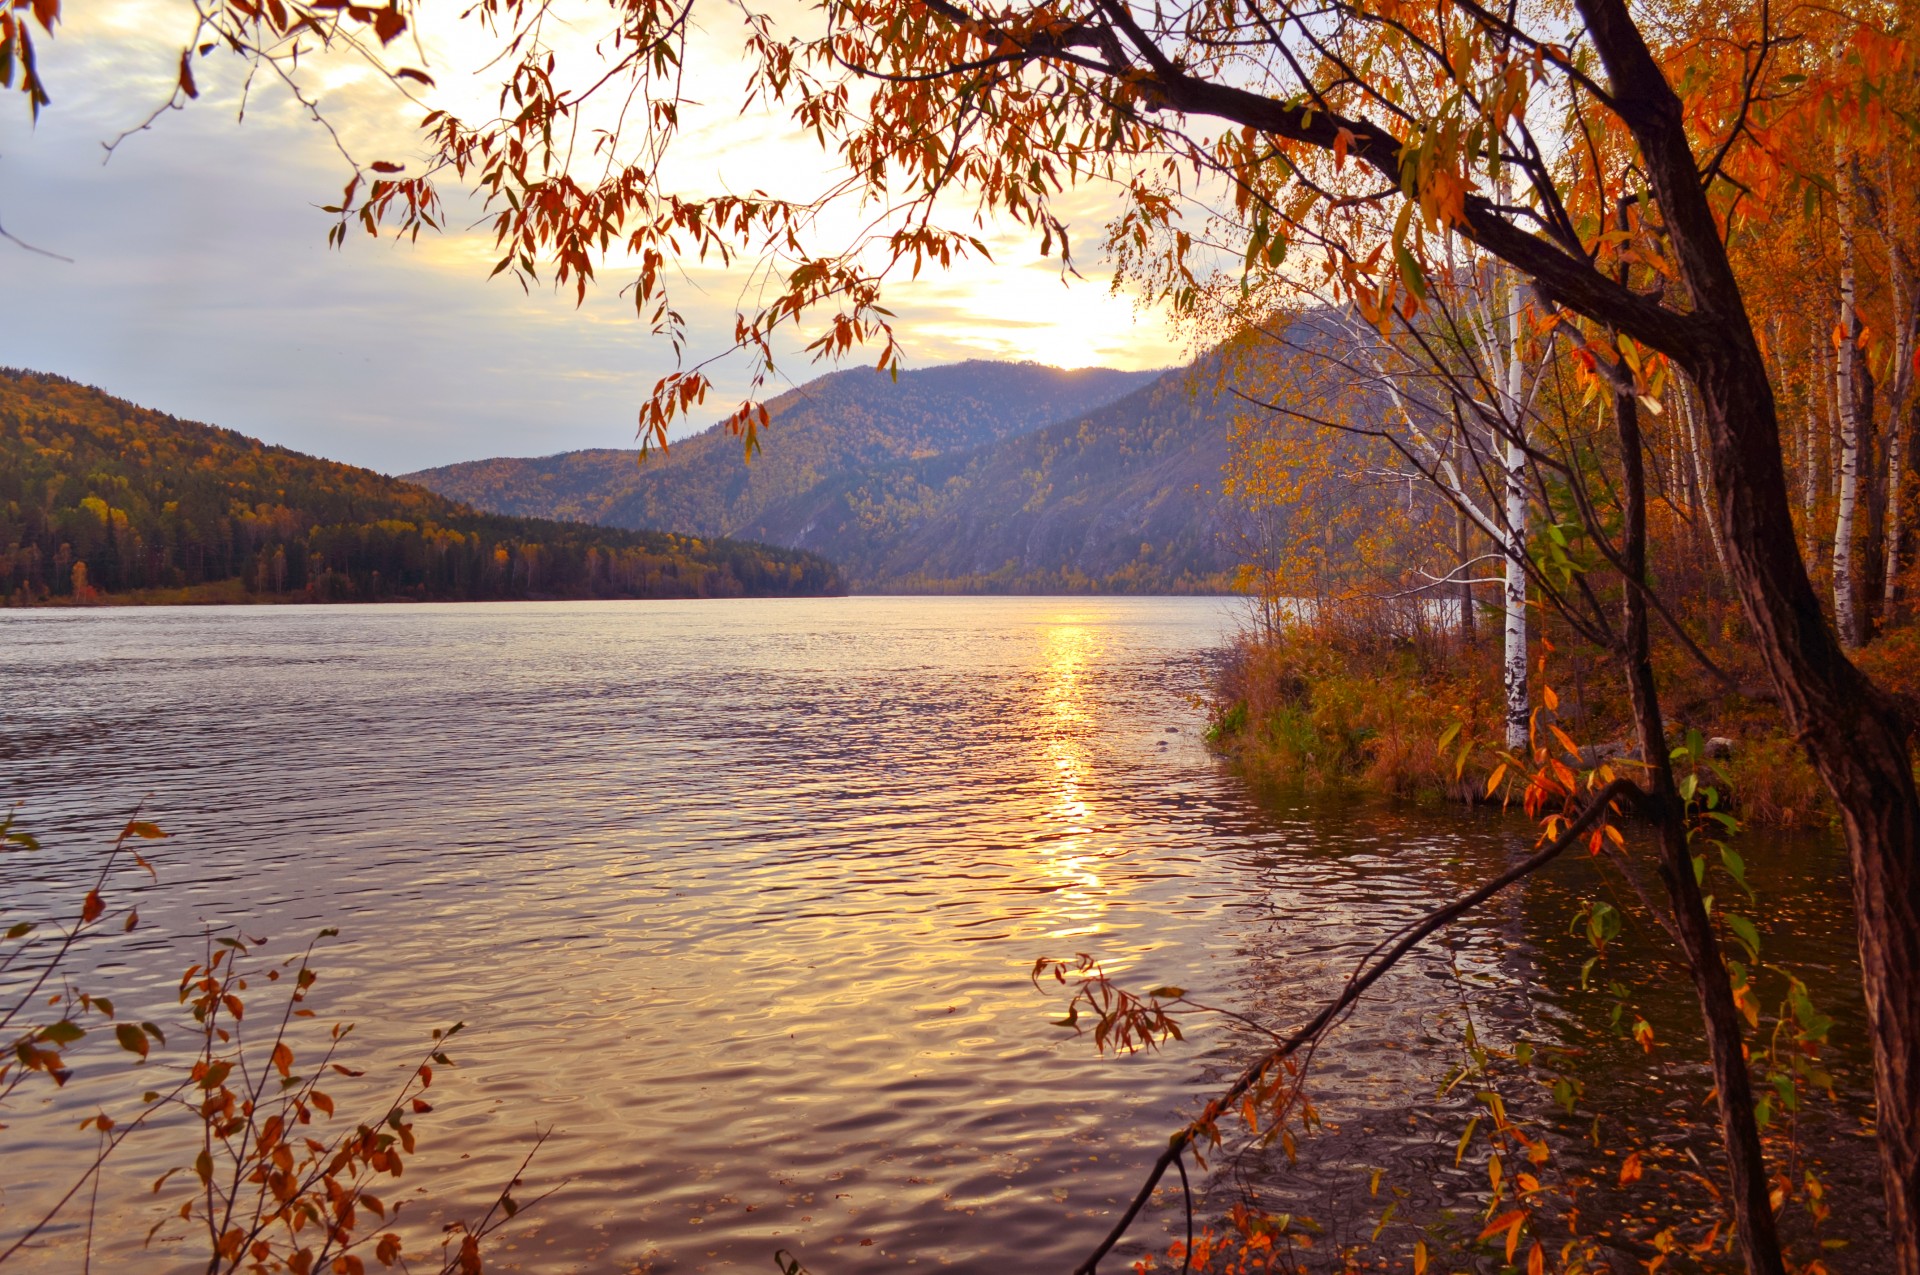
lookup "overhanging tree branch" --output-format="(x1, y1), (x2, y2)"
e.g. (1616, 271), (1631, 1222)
(1072, 777), (1641, 1274)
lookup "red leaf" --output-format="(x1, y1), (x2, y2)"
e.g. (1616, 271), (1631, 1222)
(372, 6), (404, 44)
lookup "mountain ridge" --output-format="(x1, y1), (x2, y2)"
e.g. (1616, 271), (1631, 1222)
(407, 358), (1246, 593)
(404, 361), (1163, 535)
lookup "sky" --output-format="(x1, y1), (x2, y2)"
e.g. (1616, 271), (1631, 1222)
(0, 0), (1176, 474)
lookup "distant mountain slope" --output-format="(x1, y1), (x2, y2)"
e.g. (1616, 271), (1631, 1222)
(403, 361), (1160, 535)
(740, 360), (1243, 592)
(0, 370), (842, 605)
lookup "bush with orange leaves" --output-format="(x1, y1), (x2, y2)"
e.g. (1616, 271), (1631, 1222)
(0, 811), (540, 1273)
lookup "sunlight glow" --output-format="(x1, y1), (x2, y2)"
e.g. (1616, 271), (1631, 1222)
(1035, 622), (1108, 941)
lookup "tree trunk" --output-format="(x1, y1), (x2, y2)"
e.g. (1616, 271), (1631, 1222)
(1890, 415), (1907, 613)
(1805, 332), (1826, 558)
(1836, 330), (1864, 644)
(1567, 3), (1920, 1267)
(1613, 370), (1787, 1275)
(1678, 383), (1729, 574)
(1456, 506), (1475, 645)
(1502, 282), (1530, 751)
(1690, 336), (1920, 1275)
(1878, 188), (1919, 616)
(1836, 179), (1875, 647)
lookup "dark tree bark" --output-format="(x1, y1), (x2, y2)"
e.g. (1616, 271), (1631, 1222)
(1042, 0), (1920, 1261)
(1546, 5), (1920, 1266)
(1612, 365), (1786, 1275)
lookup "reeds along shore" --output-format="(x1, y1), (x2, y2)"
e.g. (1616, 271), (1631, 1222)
(1205, 602), (1840, 828)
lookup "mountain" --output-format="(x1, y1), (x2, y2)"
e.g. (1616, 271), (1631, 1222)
(406, 359), (1255, 592)
(403, 361), (1160, 537)
(740, 360), (1246, 592)
(0, 370), (843, 605)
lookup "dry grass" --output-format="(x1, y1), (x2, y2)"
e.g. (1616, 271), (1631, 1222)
(1209, 609), (1858, 829)
(1207, 619), (1504, 803)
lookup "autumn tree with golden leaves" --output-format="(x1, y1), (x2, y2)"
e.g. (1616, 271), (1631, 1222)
(10, 0), (1920, 1268)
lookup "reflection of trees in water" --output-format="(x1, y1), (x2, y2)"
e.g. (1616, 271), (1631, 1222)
(1152, 793), (1884, 1271)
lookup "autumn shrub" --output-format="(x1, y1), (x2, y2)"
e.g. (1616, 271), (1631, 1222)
(1207, 617), (1504, 801)
(1716, 734), (1829, 829)
(1209, 603), (1852, 828)
(1, 811), (537, 1272)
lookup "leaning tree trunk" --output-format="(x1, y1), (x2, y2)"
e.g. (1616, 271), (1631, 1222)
(1613, 369), (1788, 1275)
(1571, 0), (1920, 1267)
(1692, 332), (1920, 1275)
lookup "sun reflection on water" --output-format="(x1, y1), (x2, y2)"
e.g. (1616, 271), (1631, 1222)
(1034, 619), (1108, 942)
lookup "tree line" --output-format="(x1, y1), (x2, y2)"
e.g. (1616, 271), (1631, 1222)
(0, 370), (844, 605)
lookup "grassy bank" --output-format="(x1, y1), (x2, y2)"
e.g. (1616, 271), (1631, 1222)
(1205, 616), (1835, 828)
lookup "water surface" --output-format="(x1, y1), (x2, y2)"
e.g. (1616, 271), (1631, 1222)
(0, 598), (1880, 1272)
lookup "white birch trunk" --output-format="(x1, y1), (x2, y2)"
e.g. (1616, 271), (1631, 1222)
(1835, 184), (1866, 648)
(1501, 284), (1530, 752)
(1888, 424), (1906, 609)
(1805, 334), (1822, 547)
(1884, 205), (1915, 611)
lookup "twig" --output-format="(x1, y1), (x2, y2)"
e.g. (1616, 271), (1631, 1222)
(0, 214), (73, 262)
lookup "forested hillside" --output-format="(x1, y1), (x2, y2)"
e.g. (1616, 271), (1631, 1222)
(404, 360), (1159, 537)
(0, 370), (843, 604)
(407, 358), (1259, 592)
(743, 361), (1249, 592)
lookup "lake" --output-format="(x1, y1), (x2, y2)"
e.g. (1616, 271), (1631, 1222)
(0, 597), (1883, 1272)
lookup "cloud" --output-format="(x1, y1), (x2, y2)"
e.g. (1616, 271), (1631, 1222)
(1, 0), (1175, 473)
